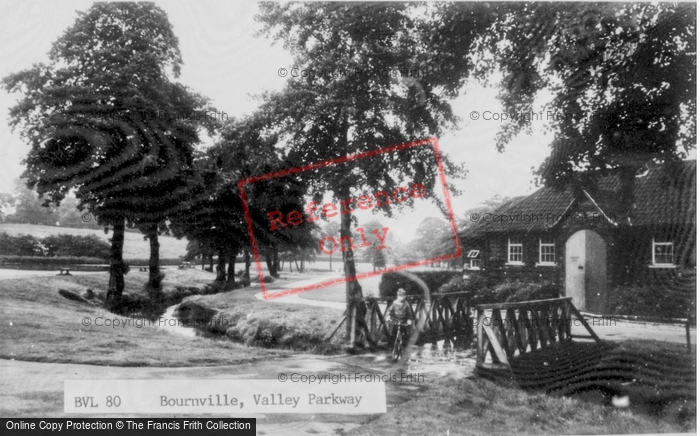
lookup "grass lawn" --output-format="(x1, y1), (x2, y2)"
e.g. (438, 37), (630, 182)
(349, 371), (692, 435)
(0, 268), (288, 366)
(0, 223), (188, 260)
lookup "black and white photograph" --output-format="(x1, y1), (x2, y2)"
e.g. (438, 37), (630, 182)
(0, 2), (696, 435)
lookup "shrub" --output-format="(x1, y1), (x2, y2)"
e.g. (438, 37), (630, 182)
(0, 233), (41, 256)
(608, 283), (695, 319)
(505, 281), (559, 302)
(124, 257), (184, 266)
(0, 255), (106, 265)
(469, 279), (560, 306)
(42, 234), (110, 259)
(379, 270), (461, 298)
(437, 276), (467, 294)
(0, 232), (111, 259)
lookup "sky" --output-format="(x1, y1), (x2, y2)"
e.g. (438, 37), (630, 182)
(0, 1), (559, 243)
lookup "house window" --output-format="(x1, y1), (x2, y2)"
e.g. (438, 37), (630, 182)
(507, 238), (523, 264)
(652, 239), (674, 266)
(466, 250), (480, 270)
(539, 237), (556, 265)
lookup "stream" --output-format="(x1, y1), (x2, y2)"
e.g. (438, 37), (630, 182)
(159, 302), (477, 378)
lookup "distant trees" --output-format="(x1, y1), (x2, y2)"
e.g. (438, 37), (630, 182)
(321, 221), (341, 271)
(6, 184), (56, 226)
(171, 114), (319, 284)
(2, 180), (101, 228)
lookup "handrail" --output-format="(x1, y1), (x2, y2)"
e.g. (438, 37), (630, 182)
(475, 297), (600, 375)
(328, 292), (473, 346)
(349, 291), (472, 303)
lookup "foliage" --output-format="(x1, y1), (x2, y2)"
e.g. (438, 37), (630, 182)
(431, 3), (695, 215)
(170, 114), (318, 281)
(608, 283), (696, 319)
(257, 3), (468, 313)
(379, 270), (461, 298)
(437, 275), (466, 294)
(41, 234), (110, 259)
(0, 233), (42, 256)
(468, 279), (559, 306)
(2, 2), (216, 307)
(412, 216), (454, 261)
(0, 255), (105, 266)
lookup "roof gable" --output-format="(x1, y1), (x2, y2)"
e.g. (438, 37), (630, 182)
(462, 160), (696, 236)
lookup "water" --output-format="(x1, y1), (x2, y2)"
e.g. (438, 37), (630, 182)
(158, 304), (198, 338)
(159, 303), (477, 377)
(345, 340), (477, 379)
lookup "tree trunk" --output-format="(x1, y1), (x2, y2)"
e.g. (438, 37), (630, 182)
(341, 210), (366, 345)
(146, 224), (163, 302)
(106, 218), (126, 311)
(216, 251), (226, 281)
(209, 254), (214, 272)
(227, 251), (235, 284)
(201, 255), (205, 270)
(243, 251), (251, 286)
(265, 252), (274, 276)
(329, 252), (333, 271)
(265, 250), (279, 277)
(275, 251), (281, 276)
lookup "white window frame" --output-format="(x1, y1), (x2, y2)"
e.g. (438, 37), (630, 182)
(651, 238), (675, 267)
(469, 258), (481, 270)
(507, 238), (524, 265)
(537, 238), (556, 266)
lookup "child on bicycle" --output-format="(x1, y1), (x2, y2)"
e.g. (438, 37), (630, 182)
(388, 288), (412, 344)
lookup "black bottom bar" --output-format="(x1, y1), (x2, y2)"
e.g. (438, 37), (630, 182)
(1, 418), (256, 436)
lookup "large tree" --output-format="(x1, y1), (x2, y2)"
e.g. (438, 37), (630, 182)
(257, 3), (466, 344)
(3, 3), (214, 310)
(430, 3), (695, 216)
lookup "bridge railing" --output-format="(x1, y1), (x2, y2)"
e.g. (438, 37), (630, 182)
(475, 297), (601, 372)
(325, 292), (473, 346)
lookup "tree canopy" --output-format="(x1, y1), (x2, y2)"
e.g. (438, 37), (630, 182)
(430, 3), (695, 184)
(2, 2), (215, 309)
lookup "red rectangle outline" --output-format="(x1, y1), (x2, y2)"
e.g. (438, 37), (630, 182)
(238, 136), (463, 300)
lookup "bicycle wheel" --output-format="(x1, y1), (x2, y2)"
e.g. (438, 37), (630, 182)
(392, 331), (403, 362)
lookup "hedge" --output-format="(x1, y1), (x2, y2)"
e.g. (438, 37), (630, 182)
(0, 255), (106, 265)
(123, 258), (184, 266)
(0, 232), (110, 258)
(0, 256), (184, 267)
(378, 270), (462, 298)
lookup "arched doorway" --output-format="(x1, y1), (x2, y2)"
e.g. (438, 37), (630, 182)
(565, 230), (607, 312)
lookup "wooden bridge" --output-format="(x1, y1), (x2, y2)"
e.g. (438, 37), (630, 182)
(475, 297), (601, 377)
(325, 292), (473, 347)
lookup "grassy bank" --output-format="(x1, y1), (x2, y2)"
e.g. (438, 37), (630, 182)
(176, 272), (347, 353)
(0, 269), (288, 366)
(349, 372), (691, 435)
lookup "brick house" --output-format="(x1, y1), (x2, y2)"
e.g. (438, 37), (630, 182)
(461, 160), (696, 314)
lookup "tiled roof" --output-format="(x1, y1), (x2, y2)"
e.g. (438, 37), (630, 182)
(463, 160), (696, 236)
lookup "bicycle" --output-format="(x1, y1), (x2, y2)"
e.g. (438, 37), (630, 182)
(391, 320), (412, 362)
